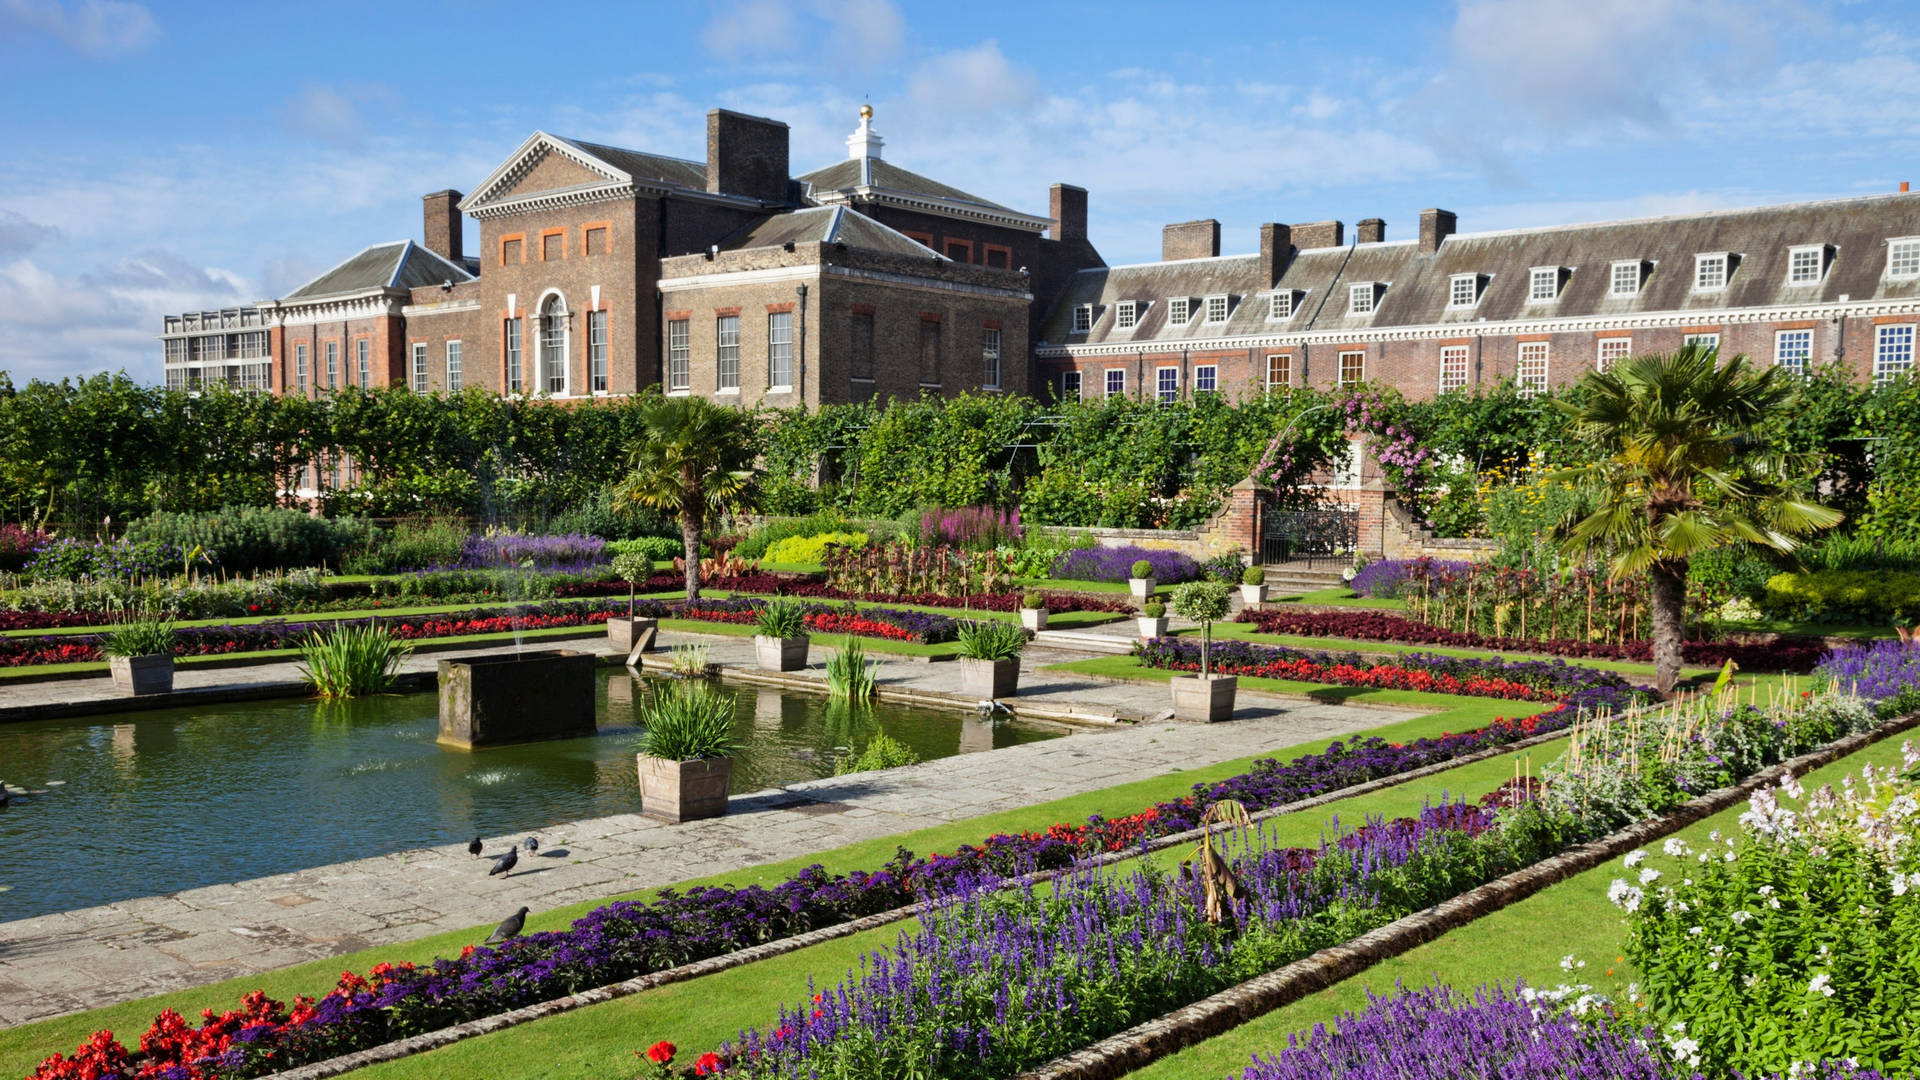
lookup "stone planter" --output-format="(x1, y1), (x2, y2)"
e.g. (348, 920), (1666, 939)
(1137, 616), (1169, 639)
(108, 653), (173, 696)
(755, 635), (810, 672)
(607, 616), (658, 656)
(1171, 672), (1238, 723)
(959, 656), (1020, 699)
(1240, 583), (1269, 605)
(437, 650), (596, 749)
(1128, 576), (1156, 599)
(637, 754), (732, 824)
(1019, 607), (1049, 632)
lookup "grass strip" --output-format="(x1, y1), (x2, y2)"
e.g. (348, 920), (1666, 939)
(1196, 621), (1707, 680)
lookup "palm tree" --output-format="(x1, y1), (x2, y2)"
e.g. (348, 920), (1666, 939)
(1551, 345), (1841, 695)
(611, 396), (759, 600)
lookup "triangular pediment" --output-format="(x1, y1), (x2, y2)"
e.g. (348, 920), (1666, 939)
(460, 132), (632, 214)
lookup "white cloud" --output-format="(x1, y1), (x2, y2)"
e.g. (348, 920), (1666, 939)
(699, 0), (799, 59)
(0, 210), (57, 257)
(279, 83), (397, 147)
(907, 41), (1036, 117)
(701, 0), (903, 70)
(813, 0), (904, 64)
(0, 251), (248, 381)
(0, 0), (157, 57)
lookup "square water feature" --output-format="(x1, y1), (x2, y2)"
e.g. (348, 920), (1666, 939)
(437, 650), (596, 749)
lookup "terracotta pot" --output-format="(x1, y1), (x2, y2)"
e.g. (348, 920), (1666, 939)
(1019, 607), (1048, 632)
(1240, 583), (1269, 605)
(960, 656), (1020, 699)
(607, 616), (658, 656)
(1137, 616), (1169, 639)
(1128, 576), (1156, 599)
(637, 754), (733, 823)
(754, 635), (810, 672)
(108, 653), (173, 696)
(1170, 673), (1238, 723)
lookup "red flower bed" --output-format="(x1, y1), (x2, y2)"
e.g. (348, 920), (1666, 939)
(556, 575), (1135, 615)
(1153, 652), (1552, 701)
(802, 611), (918, 641)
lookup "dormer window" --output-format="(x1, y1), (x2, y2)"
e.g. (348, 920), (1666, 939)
(1072, 304), (1093, 333)
(1694, 252), (1730, 291)
(1348, 282), (1378, 315)
(1888, 237), (1920, 280)
(1114, 300), (1138, 330)
(1610, 260), (1643, 297)
(1268, 291), (1294, 320)
(1448, 273), (1480, 309)
(1529, 266), (1561, 302)
(1168, 297), (1192, 324)
(1788, 244), (1828, 285)
(1204, 294), (1230, 323)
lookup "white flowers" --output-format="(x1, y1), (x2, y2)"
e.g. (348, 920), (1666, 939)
(1730, 910), (1752, 925)
(1758, 884), (1775, 896)
(1687, 925), (1705, 937)
(1640, 867), (1662, 885)
(1894, 872), (1912, 898)
(1608, 878), (1645, 913)
(1559, 954), (1586, 972)
(1808, 972), (1835, 997)
(1663, 837), (1692, 857)
(1624, 849), (1648, 869)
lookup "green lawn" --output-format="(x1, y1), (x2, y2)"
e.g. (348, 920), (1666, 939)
(1197, 621), (1712, 681)
(1048, 654), (1550, 721)
(1019, 576), (1148, 597)
(1267, 586), (1404, 609)
(0, 706), (1500, 1079)
(1123, 733), (1912, 1079)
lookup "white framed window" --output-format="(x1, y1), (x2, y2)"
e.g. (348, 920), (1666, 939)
(1204, 293), (1229, 323)
(1155, 366), (1180, 402)
(767, 311), (793, 390)
(1694, 253), (1729, 291)
(1597, 337), (1631, 372)
(667, 319), (690, 392)
(1683, 332), (1720, 355)
(1448, 274), (1478, 308)
(410, 343), (428, 393)
(1265, 353), (1291, 390)
(1348, 282), (1376, 315)
(589, 311), (608, 393)
(325, 342), (338, 389)
(1439, 345), (1469, 392)
(716, 314), (740, 391)
(1788, 245), (1826, 285)
(355, 339), (370, 388)
(1610, 260), (1642, 297)
(1168, 297), (1191, 324)
(1268, 291), (1293, 320)
(164, 337), (188, 365)
(1060, 370), (1081, 401)
(1193, 364), (1217, 393)
(981, 327), (1001, 389)
(1338, 350), (1365, 385)
(1105, 368), (1126, 398)
(445, 340), (462, 392)
(1517, 341), (1549, 395)
(1114, 300), (1138, 330)
(1875, 323), (1914, 385)
(294, 343), (308, 394)
(1775, 329), (1812, 376)
(1072, 303), (1093, 333)
(1889, 237), (1920, 280)
(540, 295), (568, 394)
(504, 318), (523, 392)
(1529, 266), (1560, 301)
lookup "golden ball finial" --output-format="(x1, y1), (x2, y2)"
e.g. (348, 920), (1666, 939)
(859, 103), (873, 121)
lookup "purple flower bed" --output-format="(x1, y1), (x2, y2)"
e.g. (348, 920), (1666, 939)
(1349, 558), (1474, 599)
(1814, 639), (1920, 712)
(1050, 544), (1200, 584)
(456, 532), (606, 571)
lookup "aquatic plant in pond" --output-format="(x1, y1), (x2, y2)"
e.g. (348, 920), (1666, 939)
(297, 625), (412, 699)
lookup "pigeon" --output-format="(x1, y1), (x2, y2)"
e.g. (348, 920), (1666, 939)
(488, 847), (518, 877)
(523, 836), (538, 853)
(468, 836), (483, 858)
(484, 906), (529, 945)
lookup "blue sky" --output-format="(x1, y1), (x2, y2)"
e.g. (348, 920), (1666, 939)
(4, 0), (1920, 383)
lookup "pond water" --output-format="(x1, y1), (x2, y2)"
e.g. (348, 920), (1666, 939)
(0, 671), (1057, 919)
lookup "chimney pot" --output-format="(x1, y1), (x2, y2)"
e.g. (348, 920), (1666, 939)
(1162, 219), (1221, 261)
(422, 189), (464, 266)
(1904, 181), (1912, 193)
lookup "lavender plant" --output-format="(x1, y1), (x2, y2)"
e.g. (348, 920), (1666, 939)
(1815, 638), (1920, 716)
(1050, 544), (1200, 584)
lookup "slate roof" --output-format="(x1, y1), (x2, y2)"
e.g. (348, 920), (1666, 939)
(712, 205), (943, 259)
(799, 157), (1019, 215)
(283, 241), (476, 302)
(554, 137), (707, 192)
(1040, 192), (1920, 345)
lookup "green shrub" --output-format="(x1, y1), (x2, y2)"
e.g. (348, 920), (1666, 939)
(734, 512), (851, 560)
(2, 570), (327, 619)
(956, 619), (1027, 661)
(1143, 600), (1166, 618)
(1240, 565), (1264, 586)
(835, 732), (919, 775)
(1687, 544), (1780, 608)
(297, 624), (411, 698)
(101, 619), (175, 658)
(1760, 570), (1920, 624)
(1020, 591), (1044, 610)
(1129, 559), (1154, 580)
(1801, 532), (1920, 574)
(369, 568), (557, 604)
(753, 599), (808, 638)
(353, 516), (467, 573)
(764, 530), (869, 566)
(606, 536), (681, 562)
(549, 490), (674, 541)
(124, 505), (370, 574)
(636, 681), (739, 760)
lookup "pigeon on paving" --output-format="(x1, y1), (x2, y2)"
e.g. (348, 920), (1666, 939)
(468, 836), (483, 858)
(524, 836), (538, 853)
(488, 847), (518, 877)
(484, 906), (530, 945)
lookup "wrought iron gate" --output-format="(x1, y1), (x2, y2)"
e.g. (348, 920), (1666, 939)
(1258, 506), (1358, 568)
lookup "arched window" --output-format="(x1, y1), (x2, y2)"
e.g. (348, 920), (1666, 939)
(540, 293), (569, 395)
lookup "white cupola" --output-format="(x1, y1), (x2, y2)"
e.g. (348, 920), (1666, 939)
(846, 104), (884, 162)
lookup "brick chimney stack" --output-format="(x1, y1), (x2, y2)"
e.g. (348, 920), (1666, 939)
(1291, 220), (1344, 249)
(1418, 208), (1458, 254)
(1258, 223), (1292, 287)
(1356, 218), (1386, 244)
(1050, 183), (1087, 242)
(1162, 219), (1221, 261)
(707, 109), (790, 204)
(423, 190), (464, 265)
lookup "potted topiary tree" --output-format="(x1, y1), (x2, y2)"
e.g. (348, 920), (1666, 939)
(1240, 564), (1268, 606)
(102, 619), (177, 696)
(1128, 558), (1156, 599)
(753, 600), (811, 671)
(636, 680), (740, 823)
(1137, 599), (1168, 640)
(607, 551), (658, 657)
(1018, 590), (1049, 632)
(957, 619), (1026, 699)
(1168, 579), (1236, 722)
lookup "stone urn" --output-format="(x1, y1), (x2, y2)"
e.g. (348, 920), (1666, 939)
(1240, 583), (1269, 605)
(1128, 576), (1156, 599)
(1171, 673), (1238, 723)
(607, 616), (658, 656)
(1019, 607), (1048, 632)
(755, 635), (810, 672)
(637, 754), (733, 824)
(1136, 615), (1169, 639)
(960, 657), (1020, 699)
(109, 654), (173, 696)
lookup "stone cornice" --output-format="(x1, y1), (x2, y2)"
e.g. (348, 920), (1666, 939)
(813, 187), (1052, 233)
(263, 291), (405, 327)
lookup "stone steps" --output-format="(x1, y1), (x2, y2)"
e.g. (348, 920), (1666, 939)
(1031, 628), (1141, 655)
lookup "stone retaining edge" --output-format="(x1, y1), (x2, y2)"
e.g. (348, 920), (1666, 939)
(1014, 709), (1920, 1080)
(257, 716), (1585, 1078)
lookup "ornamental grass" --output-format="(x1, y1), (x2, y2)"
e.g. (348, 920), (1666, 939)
(824, 637), (877, 702)
(296, 625), (411, 699)
(636, 681), (740, 762)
